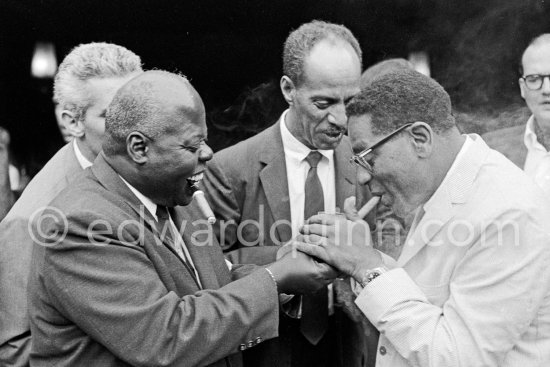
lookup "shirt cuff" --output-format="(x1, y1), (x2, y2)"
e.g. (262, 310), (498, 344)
(354, 268), (428, 323)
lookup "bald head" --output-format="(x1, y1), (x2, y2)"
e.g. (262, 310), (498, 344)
(104, 70), (205, 156)
(521, 33), (550, 75)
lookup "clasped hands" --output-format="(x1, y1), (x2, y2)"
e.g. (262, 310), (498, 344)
(268, 196), (383, 295)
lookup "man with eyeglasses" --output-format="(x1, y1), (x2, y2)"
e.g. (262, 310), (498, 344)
(484, 33), (550, 197)
(294, 68), (550, 367)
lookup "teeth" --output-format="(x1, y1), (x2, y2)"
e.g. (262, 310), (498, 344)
(187, 172), (204, 182)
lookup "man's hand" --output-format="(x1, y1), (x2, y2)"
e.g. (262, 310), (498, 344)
(294, 212), (384, 280)
(266, 249), (338, 295)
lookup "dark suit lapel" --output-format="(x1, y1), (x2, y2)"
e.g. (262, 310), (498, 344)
(171, 207), (222, 289)
(91, 153), (202, 292)
(258, 122), (293, 243)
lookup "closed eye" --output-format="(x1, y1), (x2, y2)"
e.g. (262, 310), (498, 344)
(313, 99), (334, 109)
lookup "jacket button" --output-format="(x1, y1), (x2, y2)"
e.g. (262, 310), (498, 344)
(379, 346), (387, 355)
(255, 337), (262, 344)
(239, 344), (246, 351)
(248, 341), (254, 348)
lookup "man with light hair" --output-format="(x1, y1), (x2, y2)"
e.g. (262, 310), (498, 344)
(0, 42), (142, 366)
(484, 33), (550, 197)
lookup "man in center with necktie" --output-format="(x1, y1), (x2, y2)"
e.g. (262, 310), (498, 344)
(202, 20), (371, 367)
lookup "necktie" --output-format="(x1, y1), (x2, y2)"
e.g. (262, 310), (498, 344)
(300, 151), (328, 345)
(156, 206), (199, 285)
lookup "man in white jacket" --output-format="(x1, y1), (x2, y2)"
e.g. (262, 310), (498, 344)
(295, 68), (550, 367)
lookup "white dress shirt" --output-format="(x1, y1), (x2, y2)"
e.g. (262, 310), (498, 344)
(280, 110), (337, 237)
(73, 139), (92, 169)
(280, 110), (337, 314)
(523, 115), (550, 197)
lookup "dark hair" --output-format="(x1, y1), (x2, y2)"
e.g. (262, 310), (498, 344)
(360, 58), (413, 88)
(283, 20), (362, 85)
(346, 69), (455, 135)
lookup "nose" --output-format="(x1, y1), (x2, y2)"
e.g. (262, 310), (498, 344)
(327, 103), (347, 129)
(356, 166), (372, 186)
(199, 142), (213, 162)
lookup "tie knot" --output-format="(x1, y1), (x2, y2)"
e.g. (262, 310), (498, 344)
(156, 206), (170, 221)
(305, 151), (323, 168)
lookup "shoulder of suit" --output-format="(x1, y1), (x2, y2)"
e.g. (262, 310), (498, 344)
(5, 144), (82, 219)
(211, 124), (279, 163)
(482, 124), (525, 148)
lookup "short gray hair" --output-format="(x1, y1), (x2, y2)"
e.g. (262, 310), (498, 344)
(283, 20), (362, 85)
(53, 42), (142, 121)
(104, 71), (189, 155)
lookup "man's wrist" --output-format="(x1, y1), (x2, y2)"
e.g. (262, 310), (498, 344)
(357, 266), (389, 287)
(351, 253), (384, 282)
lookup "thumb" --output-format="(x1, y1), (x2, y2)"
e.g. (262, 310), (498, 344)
(344, 196), (361, 221)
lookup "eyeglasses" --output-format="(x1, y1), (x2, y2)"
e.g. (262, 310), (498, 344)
(350, 122), (413, 173)
(521, 74), (550, 90)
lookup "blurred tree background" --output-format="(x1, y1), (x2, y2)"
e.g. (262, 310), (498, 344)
(0, 0), (549, 175)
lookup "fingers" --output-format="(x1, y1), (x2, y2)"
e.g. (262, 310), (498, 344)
(293, 242), (329, 263)
(357, 196), (381, 219)
(299, 223), (329, 236)
(299, 233), (326, 246)
(343, 196), (359, 220)
(304, 213), (337, 225)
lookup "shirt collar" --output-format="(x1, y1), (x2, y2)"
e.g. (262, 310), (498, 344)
(423, 135), (473, 212)
(118, 175), (158, 220)
(280, 109), (335, 162)
(73, 139), (93, 169)
(524, 115), (547, 152)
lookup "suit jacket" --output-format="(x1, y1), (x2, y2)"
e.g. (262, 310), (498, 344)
(201, 120), (372, 367)
(482, 124), (526, 168)
(356, 135), (550, 367)
(27, 153), (279, 367)
(0, 142), (82, 367)
(202, 120), (371, 264)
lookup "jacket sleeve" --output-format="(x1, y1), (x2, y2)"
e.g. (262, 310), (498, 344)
(40, 212), (280, 367)
(355, 210), (550, 367)
(0, 215), (33, 366)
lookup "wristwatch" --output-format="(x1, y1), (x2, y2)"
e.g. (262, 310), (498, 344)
(359, 266), (389, 287)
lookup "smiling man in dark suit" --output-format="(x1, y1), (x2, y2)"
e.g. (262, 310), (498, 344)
(27, 70), (337, 367)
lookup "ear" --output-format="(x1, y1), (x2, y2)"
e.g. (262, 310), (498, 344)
(61, 110), (85, 138)
(280, 76), (296, 106)
(126, 132), (149, 164)
(407, 121), (433, 158)
(519, 78), (526, 100)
